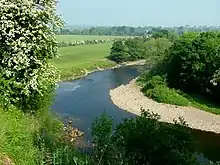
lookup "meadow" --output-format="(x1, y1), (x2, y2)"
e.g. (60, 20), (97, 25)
(56, 35), (128, 42)
(52, 43), (116, 79)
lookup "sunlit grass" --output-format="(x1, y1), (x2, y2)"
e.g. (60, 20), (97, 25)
(51, 43), (116, 79)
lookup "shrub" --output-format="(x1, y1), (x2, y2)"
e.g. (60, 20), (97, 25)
(140, 76), (190, 106)
(91, 113), (115, 165)
(124, 38), (146, 60)
(109, 40), (130, 63)
(91, 110), (197, 165)
(35, 107), (91, 165)
(141, 75), (166, 92)
(144, 38), (172, 62)
(146, 85), (190, 106)
(36, 140), (90, 165)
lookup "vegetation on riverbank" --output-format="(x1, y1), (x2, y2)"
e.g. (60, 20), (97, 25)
(138, 32), (220, 115)
(109, 36), (171, 63)
(91, 110), (199, 165)
(138, 75), (220, 115)
(1, 0), (220, 165)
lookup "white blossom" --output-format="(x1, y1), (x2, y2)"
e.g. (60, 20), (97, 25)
(0, 0), (62, 106)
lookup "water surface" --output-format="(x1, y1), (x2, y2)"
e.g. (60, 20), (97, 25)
(52, 65), (220, 162)
(53, 65), (146, 139)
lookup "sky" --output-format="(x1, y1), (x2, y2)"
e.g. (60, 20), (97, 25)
(56, 0), (220, 27)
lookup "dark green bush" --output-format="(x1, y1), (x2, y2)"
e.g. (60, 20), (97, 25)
(164, 32), (220, 99)
(141, 75), (166, 92)
(92, 110), (197, 165)
(109, 40), (130, 63)
(137, 60), (167, 85)
(109, 38), (147, 63)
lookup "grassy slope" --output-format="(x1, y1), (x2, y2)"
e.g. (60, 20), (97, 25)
(0, 108), (39, 165)
(52, 43), (116, 79)
(56, 35), (128, 42)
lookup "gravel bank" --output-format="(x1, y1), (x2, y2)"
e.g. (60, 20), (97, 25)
(110, 79), (220, 133)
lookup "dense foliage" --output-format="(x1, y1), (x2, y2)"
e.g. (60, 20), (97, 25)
(0, 0), (78, 164)
(109, 38), (148, 63)
(109, 37), (171, 63)
(0, 0), (61, 111)
(138, 31), (220, 115)
(56, 26), (152, 36)
(144, 38), (172, 62)
(164, 32), (220, 100)
(124, 38), (147, 60)
(0, 107), (39, 164)
(108, 40), (130, 63)
(92, 110), (198, 165)
(148, 28), (179, 42)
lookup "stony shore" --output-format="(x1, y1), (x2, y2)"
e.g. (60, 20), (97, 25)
(110, 79), (220, 133)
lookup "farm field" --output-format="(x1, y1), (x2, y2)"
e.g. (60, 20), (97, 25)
(52, 43), (115, 79)
(56, 35), (129, 42)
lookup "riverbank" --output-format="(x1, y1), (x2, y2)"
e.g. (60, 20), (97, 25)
(60, 59), (146, 80)
(110, 79), (220, 133)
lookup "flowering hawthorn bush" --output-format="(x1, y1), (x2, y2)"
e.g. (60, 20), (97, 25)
(0, 0), (62, 110)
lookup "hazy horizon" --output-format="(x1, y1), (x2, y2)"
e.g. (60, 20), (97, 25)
(56, 0), (219, 27)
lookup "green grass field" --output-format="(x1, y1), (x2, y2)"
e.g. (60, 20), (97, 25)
(56, 35), (128, 42)
(52, 43), (116, 79)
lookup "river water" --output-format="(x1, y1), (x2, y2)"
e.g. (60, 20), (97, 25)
(52, 65), (220, 162)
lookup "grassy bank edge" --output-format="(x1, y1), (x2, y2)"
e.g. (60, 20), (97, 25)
(137, 75), (220, 115)
(58, 59), (146, 81)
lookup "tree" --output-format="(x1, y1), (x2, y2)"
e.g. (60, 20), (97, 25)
(124, 38), (146, 60)
(164, 32), (220, 99)
(109, 40), (129, 63)
(0, 0), (62, 111)
(144, 38), (172, 62)
(149, 28), (179, 42)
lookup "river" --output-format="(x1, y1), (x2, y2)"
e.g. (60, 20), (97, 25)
(52, 65), (220, 162)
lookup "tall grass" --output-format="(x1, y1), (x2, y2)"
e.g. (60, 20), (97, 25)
(0, 107), (39, 165)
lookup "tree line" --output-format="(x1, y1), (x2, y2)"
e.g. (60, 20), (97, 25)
(109, 32), (172, 63)
(55, 25), (220, 36)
